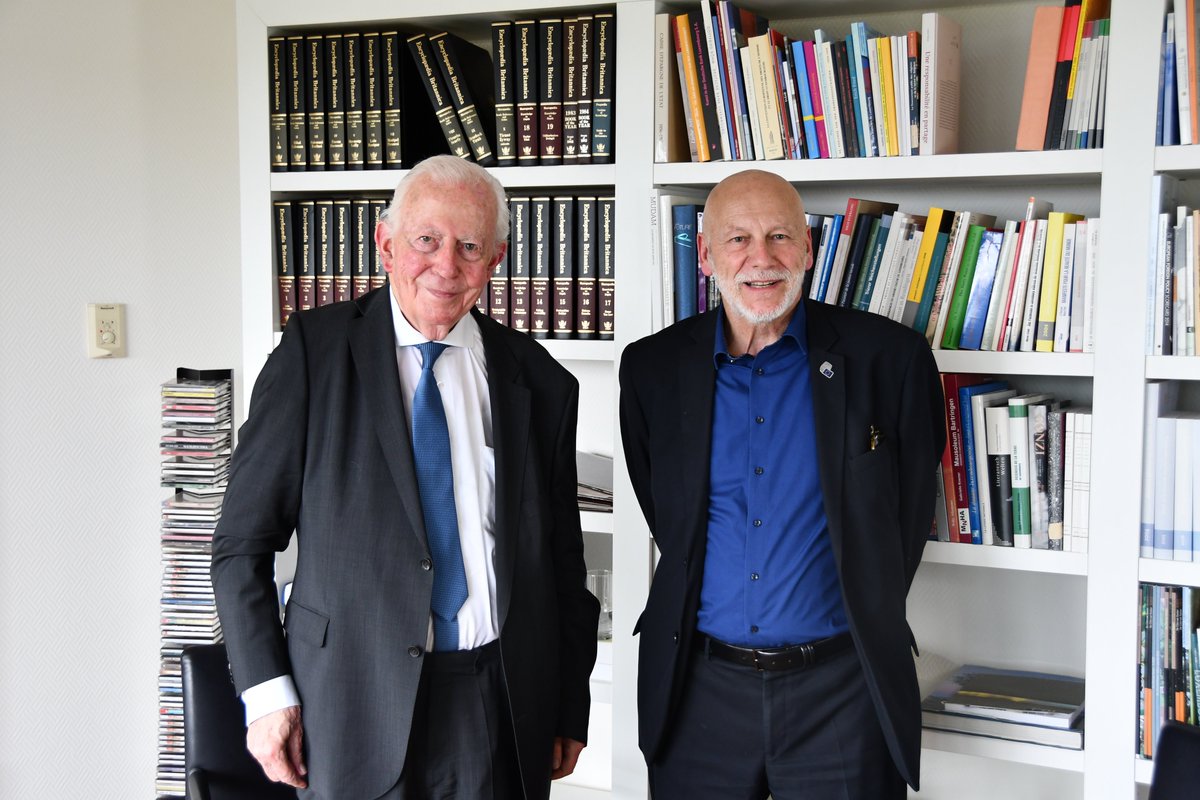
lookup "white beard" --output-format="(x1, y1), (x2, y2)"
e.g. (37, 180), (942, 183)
(713, 269), (805, 325)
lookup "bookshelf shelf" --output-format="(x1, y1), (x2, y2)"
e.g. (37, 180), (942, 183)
(923, 541), (1088, 576)
(1154, 144), (1200, 175)
(580, 510), (613, 535)
(271, 164), (618, 194)
(653, 150), (1103, 189)
(920, 729), (1085, 773)
(1138, 557), (1200, 588)
(1145, 355), (1200, 380)
(934, 351), (1094, 377)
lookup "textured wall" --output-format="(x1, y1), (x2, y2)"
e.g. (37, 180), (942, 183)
(0, 1), (241, 796)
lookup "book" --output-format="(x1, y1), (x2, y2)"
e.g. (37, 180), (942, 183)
(1069, 408), (1093, 553)
(315, 200), (334, 306)
(1173, 415), (1196, 562)
(381, 32), (404, 168)
(1052, 219), (1081, 351)
(286, 35), (307, 169)
(363, 32), (384, 168)
(940, 373), (985, 542)
(515, 20), (540, 164)
(1007, 393), (1052, 549)
(344, 33), (364, 170)
(305, 34), (327, 170)
(429, 31), (496, 166)
(575, 15), (594, 164)
(919, 12), (960, 155)
(591, 12), (615, 163)
(332, 200), (351, 304)
(1001, 197), (1053, 351)
(674, 14), (710, 163)
(1047, 405), (1067, 550)
(369, 200), (387, 291)
(407, 33), (470, 160)
(349, 200), (369, 298)
(1016, 6), (1066, 150)
(1144, 381), (1181, 558)
(673, 204), (701, 321)
(509, 197), (531, 334)
(325, 34), (346, 170)
(492, 22), (517, 166)
(273, 201), (296, 329)
(958, 227), (1006, 350)
(940, 224), (988, 349)
(575, 196), (598, 339)
(530, 196), (552, 338)
(956, 381), (1010, 544)
(655, 13), (691, 162)
(981, 219), (1022, 350)
(1035, 212), (1085, 351)
(984, 404), (1015, 547)
(538, 19), (564, 165)
(296, 200), (317, 311)
(700, 1), (733, 161)
(551, 196), (575, 339)
(598, 196), (615, 339)
(901, 206), (953, 328)
(562, 18), (581, 163)
(1045, 4), (1082, 150)
(268, 37), (289, 171)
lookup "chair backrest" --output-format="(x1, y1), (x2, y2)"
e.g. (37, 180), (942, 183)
(1149, 721), (1200, 800)
(181, 643), (297, 800)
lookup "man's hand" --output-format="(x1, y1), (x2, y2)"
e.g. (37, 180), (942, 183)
(550, 736), (586, 780)
(246, 705), (308, 789)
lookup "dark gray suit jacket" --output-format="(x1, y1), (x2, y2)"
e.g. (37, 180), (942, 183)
(212, 287), (599, 800)
(618, 300), (945, 790)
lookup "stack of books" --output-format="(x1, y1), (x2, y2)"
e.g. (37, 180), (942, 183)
(921, 662), (1085, 749)
(1136, 582), (1200, 758)
(1156, 3), (1200, 147)
(576, 451), (613, 513)
(1016, 1), (1111, 151)
(156, 372), (232, 799)
(654, 4), (961, 163)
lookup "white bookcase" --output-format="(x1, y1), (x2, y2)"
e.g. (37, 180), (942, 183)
(233, 0), (1187, 797)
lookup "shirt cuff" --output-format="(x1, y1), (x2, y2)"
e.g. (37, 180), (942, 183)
(240, 674), (301, 725)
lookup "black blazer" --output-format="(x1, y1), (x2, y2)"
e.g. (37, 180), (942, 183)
(618, 299), (944, 790)
(212, 287), (599, 800)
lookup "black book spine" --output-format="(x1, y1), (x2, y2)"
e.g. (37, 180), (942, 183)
(297, 200), (316, 310)
(562, 19), (580, 164)
(383, 32), (404, 168)
(351, 199), (370, 298)
(836, 214), (877, 308)
(493, 22), (517, 167)
(369, 200), (388, 291)
(274, 200), (296, 327)
(408, 33), (471, 160)
(576, 15), (593, 164)
(551, 196), (575, 339)
(364, 33), (385, 169)
(988, 450), (1014, 547)
(510, 197), (531, 333)
(333, 200), (352, 303)
(538, 19), (563, 165)
(306, 34), (327, 170)
(489, 207), (511, 325)
(430, 32), (497, 166)
(687, 12), (722, 163)
(598, 195), (615, 338)
(531, 196), (552, 338)
(287, 36), (307, 169)
(575, 196), (597, 339)
(268, 37), (288, 171)
(515, 21), (540, 165)
(831, 41), (858, 159)
(592, 12), (614, 163)
(326, 34), (346, 170)
(344, 33), (365, 170)
(316, 200), (334, 305)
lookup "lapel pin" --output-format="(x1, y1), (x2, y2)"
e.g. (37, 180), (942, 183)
(819, 361), (834, 379)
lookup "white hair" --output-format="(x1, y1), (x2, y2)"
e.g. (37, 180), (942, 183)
(385, 154), (509, 242)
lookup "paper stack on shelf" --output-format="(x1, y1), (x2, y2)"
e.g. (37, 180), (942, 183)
(576, 450), (613, 512)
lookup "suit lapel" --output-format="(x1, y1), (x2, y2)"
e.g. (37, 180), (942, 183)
(676, 314), (718, 557)
(479, 317), (529, 629)
(348, 289), (430, 549)
(805, 300), (847, 568)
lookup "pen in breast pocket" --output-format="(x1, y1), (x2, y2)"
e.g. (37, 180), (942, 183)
(869, 425), (882, 451)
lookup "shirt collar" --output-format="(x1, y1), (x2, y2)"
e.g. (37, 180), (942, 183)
(388, 283), (482, 352)
(712, 299), (809, 366)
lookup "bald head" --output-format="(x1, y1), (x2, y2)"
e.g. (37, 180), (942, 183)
(705, 170), (808, 232)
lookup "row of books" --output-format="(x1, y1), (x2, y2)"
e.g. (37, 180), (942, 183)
(267, 13), (615, 171)
(936, 375), (1091, 553)
(272, 194), (616, 340)
(655, 5), (961, 163)
(1137, 583), (1200, 759)
(658, 193), (1098, 357)
(1142, 381), (1200, 562)
(920, 657), (1085, 749)
(156, 374), (232, 799)
(1156, 4), (1200, 147)
(1148, 202), (1200, 357)
(1015, 1), (1111, 151)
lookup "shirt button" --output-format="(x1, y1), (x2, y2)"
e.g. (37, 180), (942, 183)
(756, 416), (765, 424)
(754, 466), (764, 475)
(420, 558), (432, 571)
(408, 645), (422, 658)
(750, 625), (759, 633)
(755, 368), (764, 376)
(753, 519), (762, 527)
(751, 573), (760, 581)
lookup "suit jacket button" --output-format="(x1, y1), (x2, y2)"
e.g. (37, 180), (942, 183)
(420, 558), (432, 571)
(673, 632), (679, 643)
(408, 645), (422, 658)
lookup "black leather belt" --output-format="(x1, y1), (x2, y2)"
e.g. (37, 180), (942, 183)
(697, 632), (853, 671)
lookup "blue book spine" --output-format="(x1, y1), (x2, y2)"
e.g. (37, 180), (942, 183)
(791, 40), (820, 159)
(913, 232), (950, 333)
(855, 214), (893, 311)
(710, 15), (738, 160)
(815, 214), (844, 302)
(1164, 27), (1180, 147)
(672, 204), (699, 321)
(959, 381), (1008, 544)
(851, 22), (880, 157)
(958, 228), (1005, 350)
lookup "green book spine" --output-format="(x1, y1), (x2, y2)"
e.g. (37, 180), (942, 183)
(940, 224), (987, 349)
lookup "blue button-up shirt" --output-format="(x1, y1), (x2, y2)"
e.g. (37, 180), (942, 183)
(697, 303), (849, 648)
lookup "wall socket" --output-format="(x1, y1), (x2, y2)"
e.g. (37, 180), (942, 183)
(86, 303), (126, 358)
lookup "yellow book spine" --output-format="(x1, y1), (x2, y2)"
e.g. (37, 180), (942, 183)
(907, 207), (947, 302)
(1035, 212), (1084, 351)
(675, 15), (711, 162)
(877, 37), (898, 157)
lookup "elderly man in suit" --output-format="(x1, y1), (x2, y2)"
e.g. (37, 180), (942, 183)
(212, 154), (599, 800)
(619, 169), (945, 799)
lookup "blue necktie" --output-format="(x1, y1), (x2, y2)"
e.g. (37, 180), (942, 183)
(412, 341), (468, 651)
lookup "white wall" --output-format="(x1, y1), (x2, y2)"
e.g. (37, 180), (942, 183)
(0, 1), (241, 797)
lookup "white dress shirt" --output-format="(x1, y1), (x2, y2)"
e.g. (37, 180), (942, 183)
(241, 293), (499, 724)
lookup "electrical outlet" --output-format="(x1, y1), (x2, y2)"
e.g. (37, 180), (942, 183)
(87, 303), (126, 358)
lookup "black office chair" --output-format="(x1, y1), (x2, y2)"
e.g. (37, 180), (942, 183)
(1148, 721), (1200, 800)
(181, 643), (297, 800)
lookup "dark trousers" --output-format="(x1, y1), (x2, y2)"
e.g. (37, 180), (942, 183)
(649, 642), (904, 800)
(376, 640), (524, 800)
